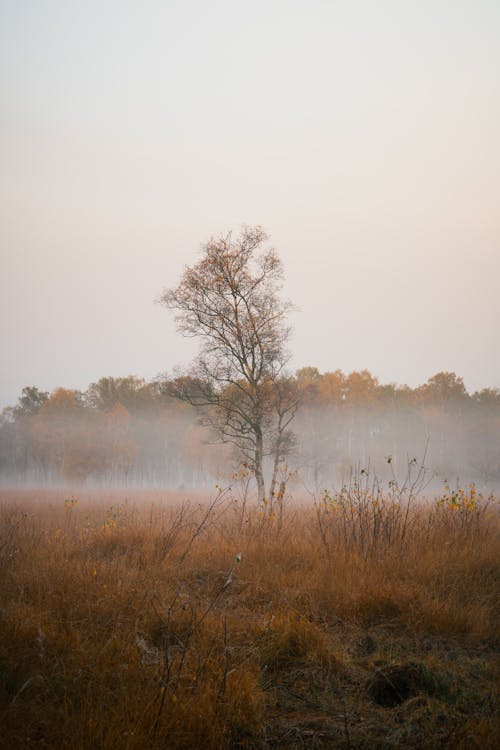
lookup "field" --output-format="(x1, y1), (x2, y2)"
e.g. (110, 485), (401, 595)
(0, 485), (498, 749)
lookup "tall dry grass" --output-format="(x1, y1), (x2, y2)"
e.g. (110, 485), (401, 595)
(0, 485), (498, 748)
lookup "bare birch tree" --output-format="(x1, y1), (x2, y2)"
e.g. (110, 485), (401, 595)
(159, 226), (297, 505)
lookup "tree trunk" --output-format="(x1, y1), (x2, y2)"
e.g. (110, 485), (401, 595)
(254, 427), (266, 507)
(277, 480), (286, 529)
(269, 444), (280, 513)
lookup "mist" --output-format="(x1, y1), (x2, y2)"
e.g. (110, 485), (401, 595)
(1, 370), (498, 495)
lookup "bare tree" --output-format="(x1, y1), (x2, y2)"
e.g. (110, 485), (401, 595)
(159, 226), (297, 505)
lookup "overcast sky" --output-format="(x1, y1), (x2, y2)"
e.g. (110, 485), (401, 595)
(1, 0), (499, 409)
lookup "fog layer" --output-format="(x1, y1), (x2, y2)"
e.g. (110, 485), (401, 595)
(0, 370), (498, 493)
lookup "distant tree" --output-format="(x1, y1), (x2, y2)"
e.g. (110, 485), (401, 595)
(160, 226), (297, 505)
(296, 366), (321, 383)
(318, 370), (346, 404)
(103, 403), (138, 478)
(344, 370), (379, 405)
(418, 371), (468, 407)
(472, 387), (500, 407)
(0, 387), (50, 479)
(31, 388), (101, 481)
(85, 376), (157, 414)
(13, 386), (49, 417)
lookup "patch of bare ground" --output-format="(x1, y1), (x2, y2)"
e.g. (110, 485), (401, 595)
(0, 487), (498, 748)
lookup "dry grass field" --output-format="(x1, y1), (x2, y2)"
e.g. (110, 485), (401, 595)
(0, 484), (498, 749)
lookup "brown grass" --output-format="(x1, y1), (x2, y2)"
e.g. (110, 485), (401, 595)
(0, 487), (498, 749)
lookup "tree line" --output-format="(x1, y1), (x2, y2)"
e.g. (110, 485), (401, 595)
(1, 369), (498, 487)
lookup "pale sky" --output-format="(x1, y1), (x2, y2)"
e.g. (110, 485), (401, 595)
(1, 0), (499, 409)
